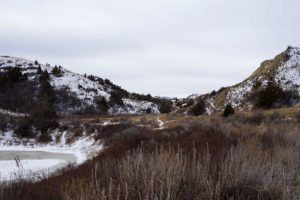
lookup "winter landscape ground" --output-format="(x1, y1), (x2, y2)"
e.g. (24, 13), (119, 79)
(1, 0), (300, 199)
(0, 47), (300, 199)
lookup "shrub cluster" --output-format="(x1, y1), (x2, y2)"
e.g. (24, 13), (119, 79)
(109, 91), (124, 106)
(223, 104), (234, 117)
(0, 67), (36, 113)
(94, 96), (109, 113)
(52, 66), (62, 76)
(3, 118), (299, 200)
(225, 111), (286, 126)
(189, 99), (206, 116)
(158, 99), (172, 113)
(253, 80), (299, 109)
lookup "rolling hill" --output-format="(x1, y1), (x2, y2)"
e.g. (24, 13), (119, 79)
(178, 46), (300, 114)
(0, 56), (163, 115)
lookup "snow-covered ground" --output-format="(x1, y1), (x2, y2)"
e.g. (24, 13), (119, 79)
(157, 117), (164, 129)
(50, 69), (110, 104)
(109, 98), (159, 114)
(0, 131), (103, 181)
(0, 155), (70, 181)
(275, 47), (300, 94)
(207, 47), (300, 112)
(225, 80), (254, 108)
(0, 56), (160, 114)
(0, 108), (28, 117)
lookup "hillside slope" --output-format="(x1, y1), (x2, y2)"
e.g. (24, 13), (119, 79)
(0, 56), (160, 115)
(178, 47), (300, 114)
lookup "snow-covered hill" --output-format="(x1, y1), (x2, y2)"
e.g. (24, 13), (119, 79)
(0, 56), (160, 114)
(178, 47), (300, 114)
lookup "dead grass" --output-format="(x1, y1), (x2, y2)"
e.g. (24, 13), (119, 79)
(249, 51), (288, 80)
(1, 112), (300, 200)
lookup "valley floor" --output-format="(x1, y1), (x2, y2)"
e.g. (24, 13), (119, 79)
(1, 108), (300, 199)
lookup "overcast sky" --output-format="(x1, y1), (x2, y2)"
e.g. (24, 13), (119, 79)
(0, 0), (299, 97)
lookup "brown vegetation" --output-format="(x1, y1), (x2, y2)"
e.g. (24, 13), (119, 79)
(1, 112), (300, 200)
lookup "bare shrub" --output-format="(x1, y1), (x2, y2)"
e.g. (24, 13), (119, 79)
(60, 140), (299, 200)
(189, 99), (206, 116)
(295, 112), (300, 122)
(59, 124), (69, 132)
(159, 99), (173, 113)
(268, 111), (285, 122)
(223, 104), (234, 117)
(227, 112), (266, 125)
(246, 112), (266, 125)
(2, 116), (300, 200)
(138, 117), (159, 128)
(110, 127), (150, 145)
(71, 126), (84, 137)
(14, 118), (34, 138)
(85, 124), (95, 135)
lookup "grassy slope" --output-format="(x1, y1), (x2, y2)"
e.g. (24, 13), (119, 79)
(205, 49), (290, 110)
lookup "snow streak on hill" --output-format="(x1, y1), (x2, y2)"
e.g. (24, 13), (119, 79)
(0, 56), (160, 114)
(178, 47), (300, 114)
(224, 47), (300, 109)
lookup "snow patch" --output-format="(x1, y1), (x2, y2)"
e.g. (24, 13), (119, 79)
(109, 98), (159, 114)
(0, 131), (103, 165)
(275, 47), (300, 94)
(0, 159), (66, 181)
(0, 56), (160, 115)
(157, 118), (164, 129)
(0, 108), (29, 117)
(225, 80), (253, 108)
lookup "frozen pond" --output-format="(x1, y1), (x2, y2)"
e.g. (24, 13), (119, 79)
(0, 151), (77, 181)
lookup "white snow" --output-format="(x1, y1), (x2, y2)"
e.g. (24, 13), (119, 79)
(51, 69), (110, 104)
(157, 118), (164, 129)
(3, 131), (13, 142)
(0, 56), (160, 114)
(0, 131), (103, 165)
(218, 47), (300, 110)
(109, 98), (159, 114)
(60, 131), (67, 146)
(0, 108), (29, 117)
(0, 159), (66, 181)
(275, 47), (300, 94)
(0, 130), (103, 181)
(206, 97), (217, 114)
(0, 56), (36, 69)
(225, 80), (253, 108)
(187, 93), (201, 100)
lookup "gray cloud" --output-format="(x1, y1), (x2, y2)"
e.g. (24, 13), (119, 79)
(0, 0), (299, 97)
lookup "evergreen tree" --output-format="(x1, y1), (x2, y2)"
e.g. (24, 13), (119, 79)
(256, 81), (284, 109)
(88, 75), (95, 81)
(31, 93), (57, 134)
(37, 65), (42, 74)
(223, 104), (234, 117)
(190, 99), (206, 116)
(95, 97), (109, 113)
(40, 79), (55, 104)
(31, 71), (58, 136)
(52, 66), (61, 75)
(109, 91), (124, 106)
(6, 67), (24, 82)
(159, 99), (172, 113)
(39, 70), (50, 82)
